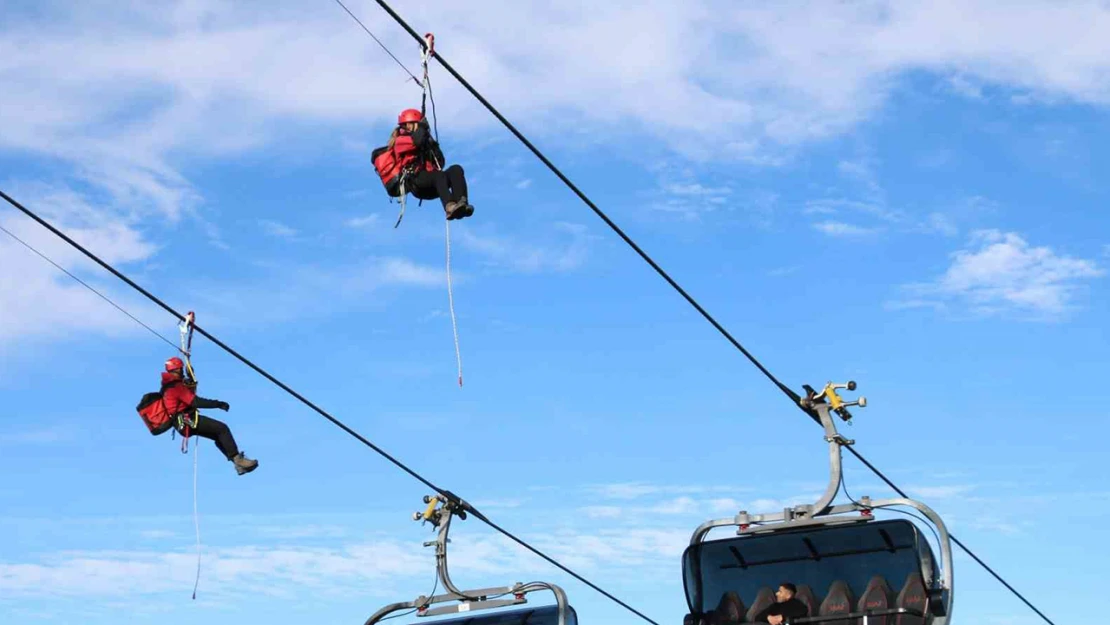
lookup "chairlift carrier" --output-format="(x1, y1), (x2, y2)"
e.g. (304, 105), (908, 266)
(363, 495), (577, 625)
(683, 382), (955, 625)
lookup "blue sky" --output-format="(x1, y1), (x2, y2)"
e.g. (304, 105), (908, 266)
(1, 1), (1108, 624)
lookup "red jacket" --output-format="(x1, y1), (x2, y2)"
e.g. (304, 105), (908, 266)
(372, 126), (441, 192)
(161, 372), (196, 415)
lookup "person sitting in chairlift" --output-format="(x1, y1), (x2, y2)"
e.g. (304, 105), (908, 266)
(754, 583), (809, 625)
(372, 108), (473, 221)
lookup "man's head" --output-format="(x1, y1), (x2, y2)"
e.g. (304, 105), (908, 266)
(775, 583), (797, 602)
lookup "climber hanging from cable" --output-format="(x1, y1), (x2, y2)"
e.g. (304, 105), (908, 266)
(373, 108), (473, 222)
(163, 356), (257, 475)
(371, 32), (474, 225)
(137, 356), (259, 476)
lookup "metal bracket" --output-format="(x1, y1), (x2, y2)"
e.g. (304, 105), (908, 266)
(360, 495), (572, 625)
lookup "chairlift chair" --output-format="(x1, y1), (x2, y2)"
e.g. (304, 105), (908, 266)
(363, 495), (577, 625)
(682, 382), (954, 625)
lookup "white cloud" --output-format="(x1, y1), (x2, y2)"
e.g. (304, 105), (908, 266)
(515, 179), (533, 190)
(812, 221), (880, 237)
(184, 256), (448, 326)
(0, 186), (165, 346)
(7, 0), (1110, 345)
(588, 482), (738, 500)
(258, 219), (298, 239)
(0, 541), (427, 600)
(581, 505), (624, 519)
(708, 498), (743, 513)
(907, 485), (977, 499)
(896, 230), (1103, 319)
(0, 426), (77, 446)
(0, 520), (691, 602)
(346, 213), (382, 229)
(649, 496), (701, 515)
(767, 266), (799, 277)
(379, 257), (446, 287)
(7, 0), (1110, 183)
(456, 222), (592, 274)
(919, 212), (960, 237)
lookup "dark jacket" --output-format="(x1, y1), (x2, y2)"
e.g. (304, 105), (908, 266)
(754, 598), (809, 623)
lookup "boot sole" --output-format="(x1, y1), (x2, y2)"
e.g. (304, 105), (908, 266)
(236, 462), (259, 475)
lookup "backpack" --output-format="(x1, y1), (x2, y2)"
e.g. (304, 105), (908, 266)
(372, 146), (404, 197)
(136, 391), (173, 436)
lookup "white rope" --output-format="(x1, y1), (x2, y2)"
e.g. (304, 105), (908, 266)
(191, 437), (201, 600)
(178, 312), (202, 600)
(445, 218), (462, 387)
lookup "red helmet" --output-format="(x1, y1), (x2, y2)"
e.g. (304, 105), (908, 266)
(165, 356), (184, 372)
(398, 108), (423, 124)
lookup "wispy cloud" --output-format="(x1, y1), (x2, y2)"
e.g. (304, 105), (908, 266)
(457, 222), (592, 274)
(0, 520), (689, 603)
(767, 265), (799, 277)
(892, 230), (1104, 319)
(185, 256), (448, 326)
(812, 221), (880, 237)
(0, 185), (164, 347)
(907, 485), (977, 499)
(587, 482), (741, 500)
(346, 214), (382, 229)
(258, 219), (298, 239)
(0, 426), (77, 446)
(645, 165), (740, 220)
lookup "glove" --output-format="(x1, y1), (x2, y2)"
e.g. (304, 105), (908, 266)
(217, 401), (230, 411)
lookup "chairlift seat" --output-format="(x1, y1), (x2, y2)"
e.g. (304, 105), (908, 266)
(682, 519), (937, 625)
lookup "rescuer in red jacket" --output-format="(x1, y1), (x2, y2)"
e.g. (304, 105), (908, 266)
(373, 108), (473, 220)
(162, 357), (258, 475)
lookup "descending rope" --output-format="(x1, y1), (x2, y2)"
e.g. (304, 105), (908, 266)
(0, 189), (661, 625)
(339, 4), (1057, 623)
(191, 429), (201, 599)
(415, 32), (462, 386)
(445, 219), (462, 386)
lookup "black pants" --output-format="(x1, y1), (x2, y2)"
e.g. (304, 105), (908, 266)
(176, 414), (239, 460)
(410, 165), (467, 208)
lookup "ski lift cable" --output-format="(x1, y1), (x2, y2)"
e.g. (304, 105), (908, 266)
(346, 2), (1058, 623)
(0, 188), (662, 625)
(845, 445), (1056, 625)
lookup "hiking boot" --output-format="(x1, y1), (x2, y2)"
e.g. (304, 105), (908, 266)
(444, 201), (462, 220)
(231, 452), (258, 475)
(457, 196), (475, 219)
